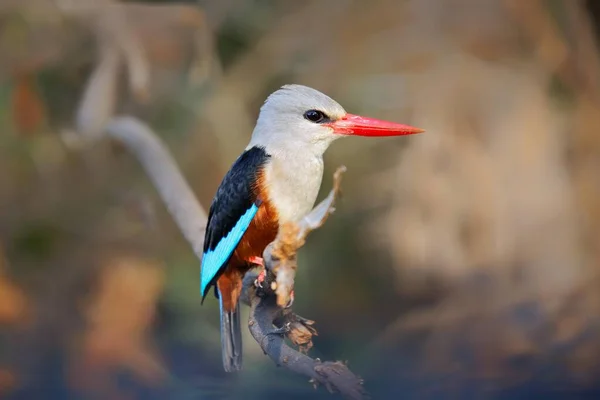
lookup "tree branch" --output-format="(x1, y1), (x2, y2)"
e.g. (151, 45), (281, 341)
(98, 117), (366, 399)
(104, 117), (207, 259)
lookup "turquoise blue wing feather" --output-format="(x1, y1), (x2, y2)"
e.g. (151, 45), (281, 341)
(200, 146), (270, 300)
(201, 204), (258, 296)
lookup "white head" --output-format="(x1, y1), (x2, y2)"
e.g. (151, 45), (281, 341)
(248, 84), (424, 156)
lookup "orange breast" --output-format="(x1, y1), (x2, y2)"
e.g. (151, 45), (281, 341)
(232, 167), (278, 265)
(231, 197), (279, 266)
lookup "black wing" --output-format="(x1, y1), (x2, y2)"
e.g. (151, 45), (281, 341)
(200, 146), (270, 298)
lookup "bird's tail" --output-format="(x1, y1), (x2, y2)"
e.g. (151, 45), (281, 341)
(219, 293), (243, 372)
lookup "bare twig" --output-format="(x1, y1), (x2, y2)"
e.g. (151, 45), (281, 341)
(299, 166), (347, 232)
(104, 117), (207, 258)
(75, 43), (121, 140)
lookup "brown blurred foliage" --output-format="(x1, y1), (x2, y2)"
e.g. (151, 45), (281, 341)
(0, 245), (28, 325)
(0, 245), (25, 398)
(9, 73), (46, 137)
(68, 255), (166, 399)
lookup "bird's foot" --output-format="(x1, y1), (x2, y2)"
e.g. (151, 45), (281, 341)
(267, 322), (291, 336)
(285, 290), (295, 309)
(250, 256), (266, 288)
(254, 268), (266, 289)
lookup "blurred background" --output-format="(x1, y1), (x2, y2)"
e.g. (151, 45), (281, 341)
(1, 0), (600, 398)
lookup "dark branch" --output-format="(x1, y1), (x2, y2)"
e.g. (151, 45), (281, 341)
(241, 270), (367, 400)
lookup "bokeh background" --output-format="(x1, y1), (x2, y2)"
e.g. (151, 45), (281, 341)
(2, 0), (600, 398)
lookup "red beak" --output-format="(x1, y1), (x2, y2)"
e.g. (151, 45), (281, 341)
(327, 113), (425, 137)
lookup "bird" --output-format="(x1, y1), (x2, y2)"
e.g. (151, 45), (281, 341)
(200, 84), (424, 372)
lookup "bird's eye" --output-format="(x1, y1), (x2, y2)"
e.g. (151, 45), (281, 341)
(304, 109), (328, 123)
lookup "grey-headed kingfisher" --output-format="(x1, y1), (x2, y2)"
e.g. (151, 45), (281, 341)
(200, 84), (424, 372)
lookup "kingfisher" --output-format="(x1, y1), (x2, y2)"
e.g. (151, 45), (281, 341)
(201, 84), (424, 372)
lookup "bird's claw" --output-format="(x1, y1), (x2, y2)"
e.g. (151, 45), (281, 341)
(267, 322), (291, 336)
(285, 290), (295, 308)
(254, 268), (266, 288)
